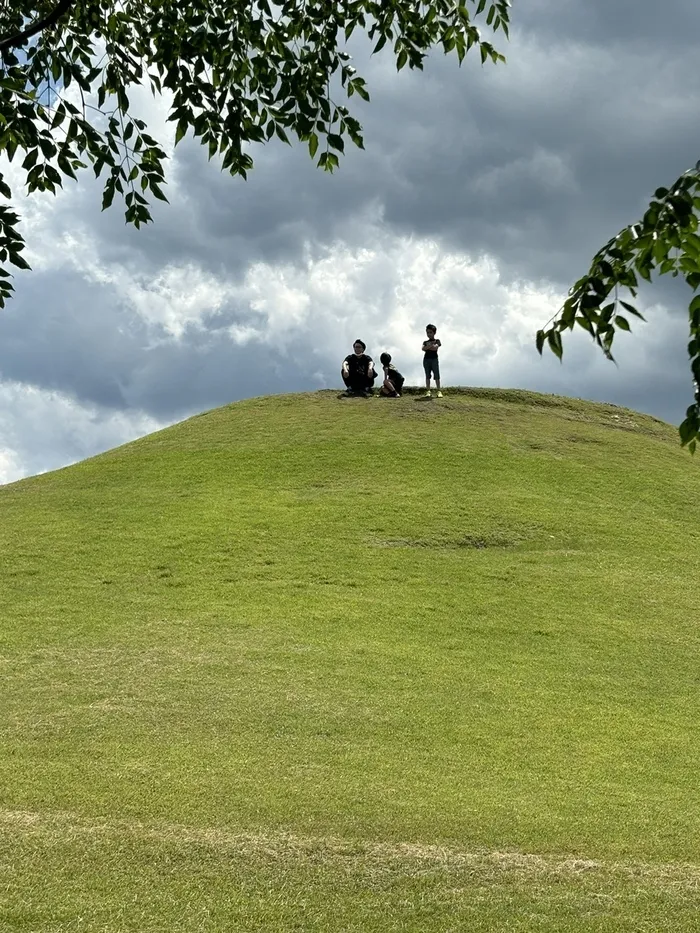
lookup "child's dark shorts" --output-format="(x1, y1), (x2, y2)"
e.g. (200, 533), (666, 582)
(423, 358), (440, 380)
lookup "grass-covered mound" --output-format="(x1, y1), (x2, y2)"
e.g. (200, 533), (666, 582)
(2, 388), (700, 932)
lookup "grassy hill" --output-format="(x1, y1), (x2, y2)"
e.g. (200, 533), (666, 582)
(2, 387), (700, 931)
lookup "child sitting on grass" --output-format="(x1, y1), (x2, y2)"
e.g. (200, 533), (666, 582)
(379, 353), (405, 397)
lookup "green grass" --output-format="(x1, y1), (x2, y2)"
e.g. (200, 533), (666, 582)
(2, 387), (700, 930)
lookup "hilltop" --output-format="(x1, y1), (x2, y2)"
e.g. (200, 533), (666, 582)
(2, 388), (700, 932)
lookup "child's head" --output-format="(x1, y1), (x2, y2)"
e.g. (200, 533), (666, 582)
(380, 352), (391, 367)
(353, 339), (366, 355)
(426, 324), (437, 338)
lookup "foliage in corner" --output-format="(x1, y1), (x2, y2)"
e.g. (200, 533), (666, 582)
(0, 0), (510, 306)
(537, 161), (700, 451)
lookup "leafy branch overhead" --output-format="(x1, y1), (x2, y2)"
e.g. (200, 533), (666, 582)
(537, 161), (700, 451)
(0, 0), (510, 305)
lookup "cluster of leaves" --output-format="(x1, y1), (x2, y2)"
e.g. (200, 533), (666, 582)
(537, 161), (700, 451)
(0, 0), (510, 307)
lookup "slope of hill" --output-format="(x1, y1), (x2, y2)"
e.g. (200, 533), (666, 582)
(2, 388), (700, 932)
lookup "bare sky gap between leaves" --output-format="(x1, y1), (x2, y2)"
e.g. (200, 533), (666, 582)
(1, 0), (699, 482)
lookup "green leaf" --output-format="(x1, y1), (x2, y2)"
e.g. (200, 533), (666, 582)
(45, 165), (63, 186)
(102, 185), (115, 211)
(8, 252), (31, 271)
(352, 80), (370, 102)
(679, 415), (698, 446)
(22, 148), (39, 171)
(575, 316), (595, 336)
(275, 125), (290, 145)
(149, 182), (169, 202)
(547, 329), (563, 360)
(619, 301), (646, 321)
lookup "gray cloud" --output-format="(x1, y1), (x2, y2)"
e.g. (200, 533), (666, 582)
(69, 0), (700, 297)
(0, 268), (316, 419)
(21, 0), (699, 285)
(521, 0), (700, 47)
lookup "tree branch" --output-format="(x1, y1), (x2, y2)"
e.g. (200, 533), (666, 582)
(0, 0), (74, 53)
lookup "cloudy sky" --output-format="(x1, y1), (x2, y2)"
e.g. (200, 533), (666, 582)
(1, 0), (699, 482)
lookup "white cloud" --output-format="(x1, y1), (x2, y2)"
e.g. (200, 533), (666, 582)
(201, 231), (562, 381)
(0, 448), (23, 486)
(0, 381), (163, 485)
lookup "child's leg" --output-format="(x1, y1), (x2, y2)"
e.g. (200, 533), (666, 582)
(382, 377), (398, 396)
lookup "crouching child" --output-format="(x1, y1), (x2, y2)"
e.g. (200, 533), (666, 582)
(379, 353), (405, 397)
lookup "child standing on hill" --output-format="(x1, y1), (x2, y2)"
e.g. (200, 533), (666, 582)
(422, 324), (442, 398)
(379, 353), (405, 397)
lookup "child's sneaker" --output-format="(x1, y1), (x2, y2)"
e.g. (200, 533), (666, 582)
(424, 390), (432, 398)
(437, 391), (443, 398)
